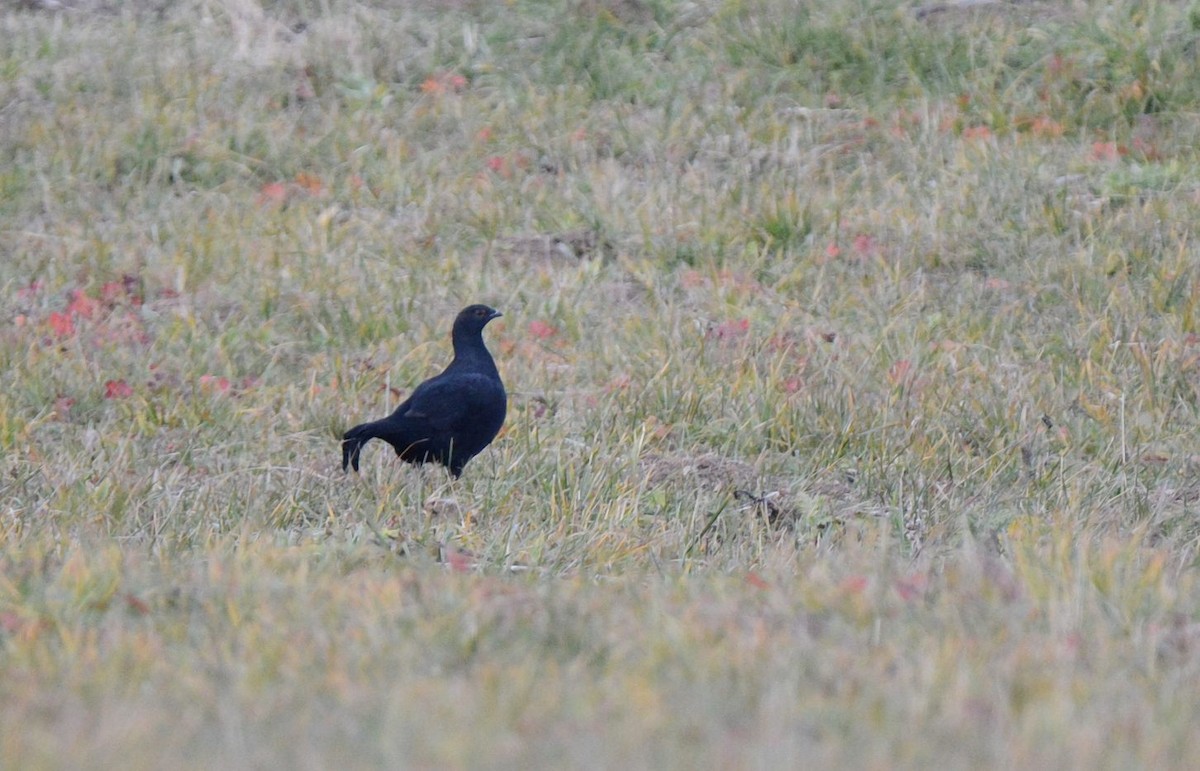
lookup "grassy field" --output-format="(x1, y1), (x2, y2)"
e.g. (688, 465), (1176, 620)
(3, 0), (1200, 766)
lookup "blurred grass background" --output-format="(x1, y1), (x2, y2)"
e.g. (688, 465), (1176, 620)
(2, 0), (1200, 766)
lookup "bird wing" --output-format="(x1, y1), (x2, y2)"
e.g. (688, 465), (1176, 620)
(395, 372), (502, 431)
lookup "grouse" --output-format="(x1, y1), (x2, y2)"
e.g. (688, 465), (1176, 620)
(341, 304), (506, 477)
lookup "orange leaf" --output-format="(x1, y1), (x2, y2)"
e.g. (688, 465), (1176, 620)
(295, 172), (324, 195)
(962, 125), (992, 140)
(1090, 142), (1125, 162)
(745, 572), (769, 590)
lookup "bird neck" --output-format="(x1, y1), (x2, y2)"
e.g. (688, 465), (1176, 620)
(450, 334), (499, 375)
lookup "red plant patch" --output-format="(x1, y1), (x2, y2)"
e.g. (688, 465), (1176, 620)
(54, 395), (76, 418)
(295, 172), (325, 196)
(421, 72), (467, 94)
(605, 374), (632, 393)
(47, 311), (75, 338)
(893, 573), (929, 603)
(444, 548), (473, 573)
(707, 318), (750, 341)
(0, 612), (23, 634)
(485, 155), (509, 176)
(1132, 136), (1161, 162)
(104, 379), (133, 399)
(852, 233), (879, 256)
(745, 572), (769, 590)
(840, 575), (869, 595)
(1027, 116), (1064, 138)
(16, 280), (43, 301)
(199, 374), (232, 394)
(257, 182), (289, 206)
(66, 289), (100, 319)
(528, 320), (557, 339)
(887, 359), (913, 386)
(1090, 141), (1126, 162)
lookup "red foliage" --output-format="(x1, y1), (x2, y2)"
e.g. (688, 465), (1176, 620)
(1028, 116), (1064, 138)
(124, 593), (150, 615)
(852, 233), (878, 256)
(421, 72), (467, 94)
(445, 549), (472, 573)
(745, 572), (769, 590)
(47, 311), (75, 338)
(257, 182), (288, 206)
(485, 155), (509, 175)
(1090, 141), (1126, 162)
(893, 573), (928, 602)
(888, 359), (913, 386)
(54, 395), (75, 418)
(782, 377), (804, 394)
(66, 289), (99, 319)
(707, 318), (750, 341)
(840, 575), (869, 595)
(199, 374), (232, 394)
(16, 280), (43, 301)
(295, 172), (325, 195)
(104, 379), (133, 399)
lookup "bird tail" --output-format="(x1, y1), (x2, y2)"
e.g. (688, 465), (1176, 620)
(342, 421), (381, 472)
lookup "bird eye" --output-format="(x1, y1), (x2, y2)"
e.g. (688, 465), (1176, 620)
(475, 308), (486, 317)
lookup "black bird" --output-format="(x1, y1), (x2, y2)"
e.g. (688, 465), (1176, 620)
(342, 304), (506, 477)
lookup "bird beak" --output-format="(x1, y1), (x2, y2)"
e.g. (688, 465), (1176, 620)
(489, 310), (503, 320)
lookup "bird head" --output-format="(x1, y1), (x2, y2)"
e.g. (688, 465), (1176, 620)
(453, 304), (503, 339)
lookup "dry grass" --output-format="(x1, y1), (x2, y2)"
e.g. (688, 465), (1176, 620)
(3, 0), (1200, 766)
